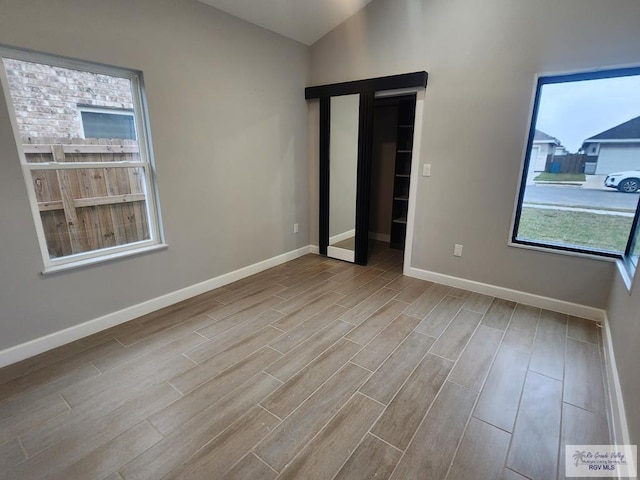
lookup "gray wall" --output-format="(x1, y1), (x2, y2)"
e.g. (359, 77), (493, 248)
(0, 0), (309, 351)
(309, 0), (640, 307)
(607, 274), (640, 446)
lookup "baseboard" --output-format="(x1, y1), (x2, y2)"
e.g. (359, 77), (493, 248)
(329, 229), (355, 245)
(0, 245), (314, 368)
(405, 266), (606, 322)
(368, 232), (390, 243)
(601, 314), (631, 448)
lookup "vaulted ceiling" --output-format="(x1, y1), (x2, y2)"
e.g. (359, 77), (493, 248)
(196, 0), (374, 45)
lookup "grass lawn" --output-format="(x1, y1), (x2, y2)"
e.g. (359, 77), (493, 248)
(517, 207), (632, 252)
(533, 172), (586, 182)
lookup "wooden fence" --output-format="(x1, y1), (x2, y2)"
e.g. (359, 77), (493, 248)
(544, 153), (587, 174)
(25, 138), (149, 258)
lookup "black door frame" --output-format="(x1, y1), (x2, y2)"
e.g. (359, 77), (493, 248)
(307, 72), (428, 265)
(318, 97), (330, 257)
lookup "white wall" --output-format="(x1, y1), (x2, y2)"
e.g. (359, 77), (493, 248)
(0, 0), (309, 351)
(309, 0), (640, 308)
(533, 143), (552, 172)
(607, 273), (640, 446)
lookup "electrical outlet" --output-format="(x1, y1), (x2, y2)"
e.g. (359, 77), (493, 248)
(454, 244), (463, 257)
(293, 223), (299, 234)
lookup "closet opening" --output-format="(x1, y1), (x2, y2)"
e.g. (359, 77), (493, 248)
(370, 94), (417, 258)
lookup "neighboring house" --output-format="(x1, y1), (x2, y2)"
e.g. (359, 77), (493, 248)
(4, 58), (134, 139)
(531, 129), (561, 171)
(525, 129), (561, 184)
(582, 115), (640, 174)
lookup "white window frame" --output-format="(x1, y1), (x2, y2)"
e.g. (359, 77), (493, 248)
(0, 46), (166, 274)
(78, 106), (136, 140)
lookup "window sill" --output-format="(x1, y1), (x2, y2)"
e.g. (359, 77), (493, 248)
(508, 239), (620, 263)
(615, 258), (634, 292)
(41, 243), (168, 276)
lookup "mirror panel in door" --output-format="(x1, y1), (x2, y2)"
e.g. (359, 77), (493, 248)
(328, 94), (359, 263)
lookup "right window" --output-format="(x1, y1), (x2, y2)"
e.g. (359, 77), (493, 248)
(512, 67), (640, 266)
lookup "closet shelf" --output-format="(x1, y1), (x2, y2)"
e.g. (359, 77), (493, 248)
(390, 96), (416, 251)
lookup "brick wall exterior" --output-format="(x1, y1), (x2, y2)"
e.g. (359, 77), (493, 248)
(3, 58), (134, 139)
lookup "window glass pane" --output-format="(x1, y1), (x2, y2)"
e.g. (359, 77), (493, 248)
(515, 71), (640, 255)
(81, 111), (136, 140)
(31, 167), (150, 258)
(629, 212), (640, 267)
(2, 58), (138, 161)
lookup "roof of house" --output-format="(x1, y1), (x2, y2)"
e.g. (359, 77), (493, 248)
(534, 129), (560, 144)
(585, 115), (640, 141)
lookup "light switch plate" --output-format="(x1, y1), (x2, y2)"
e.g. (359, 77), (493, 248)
(422, 164), (431, 176)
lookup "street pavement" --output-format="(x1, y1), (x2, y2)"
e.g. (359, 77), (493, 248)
(523, 185), (639, 210)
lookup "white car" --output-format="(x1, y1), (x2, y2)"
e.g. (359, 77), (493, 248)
(604, 171), (640, 193)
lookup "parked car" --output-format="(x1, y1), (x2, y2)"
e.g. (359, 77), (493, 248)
(604, 170), (640, 193)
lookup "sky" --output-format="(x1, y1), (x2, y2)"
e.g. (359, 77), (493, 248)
(535, 73), (640, 153)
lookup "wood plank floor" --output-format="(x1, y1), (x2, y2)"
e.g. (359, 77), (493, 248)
(0, 242), (610, 480)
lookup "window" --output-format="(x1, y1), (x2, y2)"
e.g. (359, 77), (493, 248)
(0, 48), (164, 272)
(80, 107), (136, 140)
(512, 66), (640, 272)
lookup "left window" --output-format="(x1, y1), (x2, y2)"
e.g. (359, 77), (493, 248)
(0, 48), (164, 272)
